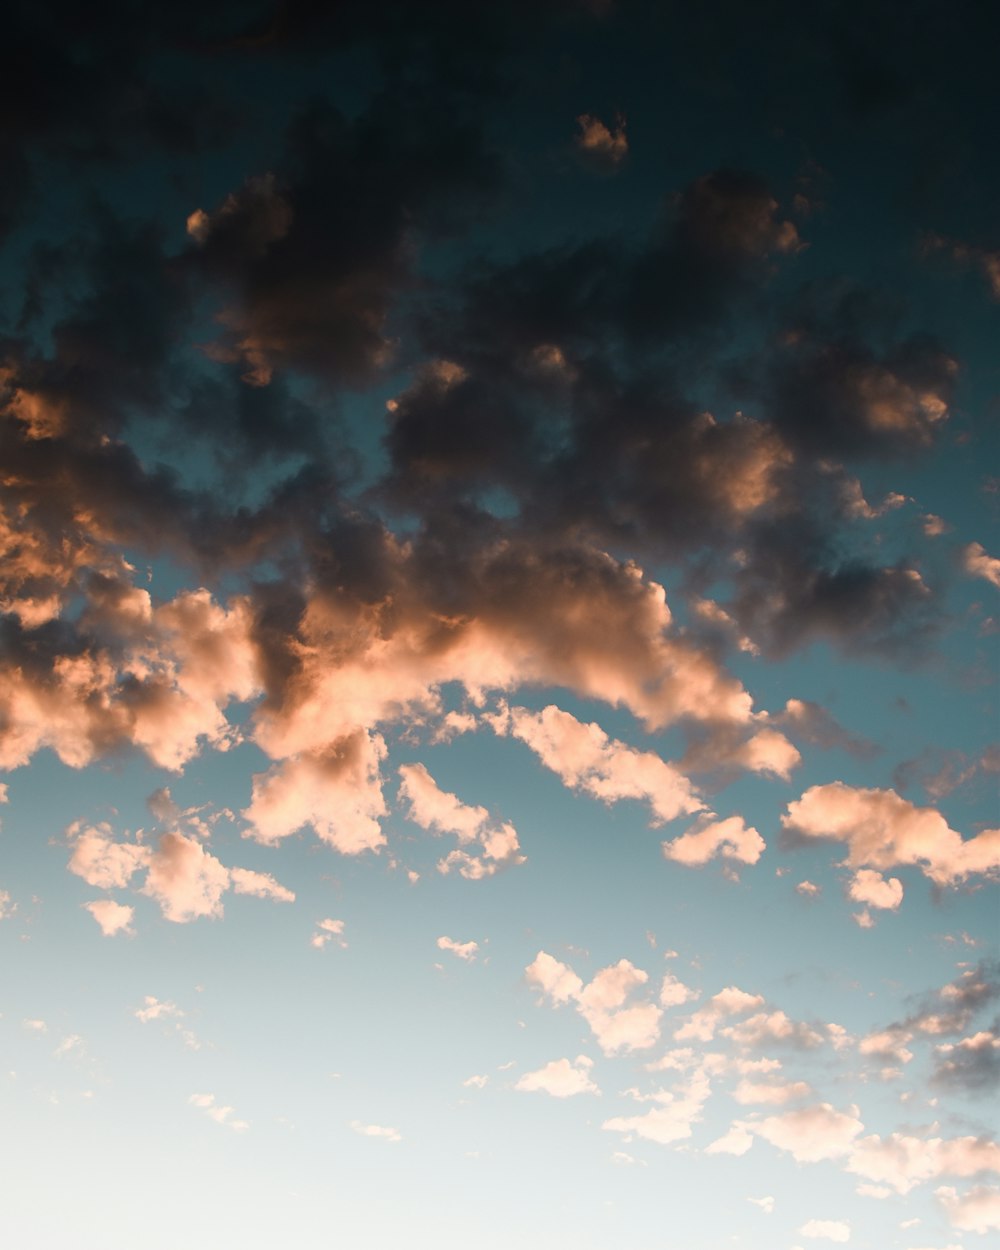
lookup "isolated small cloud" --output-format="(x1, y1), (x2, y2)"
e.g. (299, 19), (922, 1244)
(437, 935), (479, 962)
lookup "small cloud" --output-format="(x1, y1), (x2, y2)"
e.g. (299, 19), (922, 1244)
(575, 113), (629, 172)
(312, 918), (347, 949)
(437, 936), (478, 962)
(84, 899), (135, 937)
(350, 1120), (401, 1143)
(189, 1092), (248, 1132)
(798, 1219), (850, 1242)
(515, 1055), (599, 1098)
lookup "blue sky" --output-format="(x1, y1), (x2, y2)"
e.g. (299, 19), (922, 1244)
(1, 4), (998, 1248)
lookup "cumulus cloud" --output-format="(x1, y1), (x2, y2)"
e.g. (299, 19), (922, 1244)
(84, 899), (135, 936)
(504, 704), (703, 824)
(437, 936), (479, 961)
(603, 1068), (713, 1146)
(846, 1133), (1000, 1194)
(400, 762), (526, 878)
(936, 1184), (1000, 1233)
(526, 951), (663, 1055)
(674, 986), (764, 1042)
(753, 1102), (865, 1163)
(932, 1030), (1000, 1092)
(243, 731), (388, 854)
(515, 1055), (598, 1097)
(662, 815), (765, 868)
(782, 783), (1000, 889)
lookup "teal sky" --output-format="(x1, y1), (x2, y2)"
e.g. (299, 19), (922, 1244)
(1, 4), (998, 1248)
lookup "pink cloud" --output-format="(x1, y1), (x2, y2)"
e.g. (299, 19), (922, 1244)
(783, 783), (1000, 887)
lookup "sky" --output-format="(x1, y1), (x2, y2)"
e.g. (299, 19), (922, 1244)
(0, 3), (998, 1248)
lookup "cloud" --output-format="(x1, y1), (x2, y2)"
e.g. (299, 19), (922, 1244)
(349, 1120), (401, 1143)
(515, 1055), (598, 1097)
(674, 987), (764, 1042)
(504, 703), (704, 824)
(189, 1092), (248, 1132)
(64, 825), (299, 926)
(437, 936), (479, 962)
(400, 762), (526, 878)
(311, 918), (346, 949)
(963, 542), (1000, 589)
(782, 783), (1000, 889)
(243, 731), (388, 853)
(848, 869), (904, 911)
(847, 1134), (1000, 1195)
(603, 1068), (712, 1145)
(67, 822), (150, 889)
(732, 1078), (812, 1105)
(525, 951), (662, 1055)
(84, 899), (135, 937)
(936, 1184), (1000, 1234)
(932, 1030), (1000, 1092)
(798, 1220), (850, 1242)
(574, 113), (628, 172)
(754, 1102), (865, 1163)
(662, 815), (765, 867)
(141, 832), (238, 923)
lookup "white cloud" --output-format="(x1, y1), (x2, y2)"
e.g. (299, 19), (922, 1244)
(662, 815), (764, 868)
(437, 936), (479, 962)
(83, 899), (135, 936)
(674, 986), (764, 1042)
(936, 1184), (1000, 1233)
(603, 1069), (712, 1145)
(312, 918), (346, 949)
(526, 951), (663, 1055)
(349, 1120), (401, 1143)
(754, 1103), (865, 1163)
(748, 1195), (775, 1213)
(783, 783), (1000, 888)
(515, 1056), (598, 1098)
(189, 1092), (248, 1132)
(506, 704), (703, 825)
(798, 1219), (850, 1242)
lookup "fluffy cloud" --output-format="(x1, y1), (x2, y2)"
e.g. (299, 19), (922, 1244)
(68, 821), (294, 926)
(243, 731), (388, 854)
(67, 822), (150, 889)
(526, 951), (662, 1055)
(400, 762), (526, 879)
(662, 815), (765, 868)
(783, 783), (1000, 888)
(674, 986), (764, 1042)
(505, 704), (703, 824)
(754, 1103), (865, 1163)
(933, 1030), (1000, 1092)
(515, 1056), (598, 1098)
(848, 868), (904, 910)
(846, 1133), (1000, 1195)
(437, 936), (479, 962)
(936, 1184), (1000, 1233)
(84, 899), (135, 937)
(603, 1068), (712, 1146)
